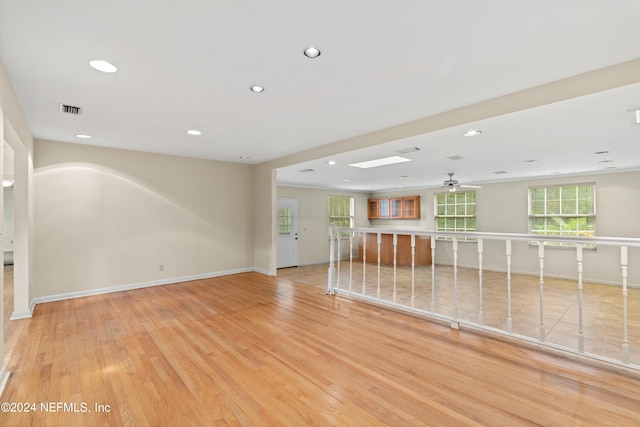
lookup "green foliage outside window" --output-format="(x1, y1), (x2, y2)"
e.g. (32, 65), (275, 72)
(529, 184), (595, 247)
(435, 191), (476, 241)
(328, 196), (354, 238)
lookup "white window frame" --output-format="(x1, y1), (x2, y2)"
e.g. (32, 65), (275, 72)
(528, 183), (596, 248)
(434, 191), (476, 242)
(328, 195), (354, 238)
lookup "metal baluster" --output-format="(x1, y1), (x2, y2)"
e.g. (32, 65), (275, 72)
(621, 246), (629, 364)
(576, 244), (584, 353)
(478, 238), (484, 326)
(377, 233), (382, 298)
(538, 243), (545, 342)
(362, 233), (367, 294)
(411, 235), (416, 307)
(506, 240), (512, 334)
(393, 233), (398, 303)
(452, 237), (459, 329)
(431, 237), (436, 312)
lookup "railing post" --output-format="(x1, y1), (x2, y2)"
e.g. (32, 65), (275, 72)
(411, 234), (416, 307)
(393, 233), (398, 303)
(621, 246), (629, 364)
(452, 237), (459, 329)
(348, 231), (354, 292)
(576, 244), (584, 353)
(362, 232), (367, 294)
(478, 238), (484, 326)
(377, 232), (382, 298)
(538, 243), (545, 342)
(327, 224), (336, 295)
(506, 240), (512, 333)
(431, 237), (436, 312)
(336, 230), (342, 290)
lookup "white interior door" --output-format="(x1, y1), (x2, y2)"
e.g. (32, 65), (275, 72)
(277, 198), (299, 268)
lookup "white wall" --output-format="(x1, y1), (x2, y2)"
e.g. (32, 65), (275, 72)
(34, 140), (254, 298)
(369, 170), (640, 285)
(3, 188), (13, 261)
(277, 185), (368, 266)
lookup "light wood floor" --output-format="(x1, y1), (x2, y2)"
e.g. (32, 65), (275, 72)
(2, 267), (640, 426)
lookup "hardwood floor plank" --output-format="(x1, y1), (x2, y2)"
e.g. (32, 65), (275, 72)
(3, 270), (640, 426)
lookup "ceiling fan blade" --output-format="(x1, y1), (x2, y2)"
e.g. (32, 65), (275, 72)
(459, 184), (482, 189)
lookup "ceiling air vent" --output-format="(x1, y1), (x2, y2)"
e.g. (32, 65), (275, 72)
(59, 104), (82, 115)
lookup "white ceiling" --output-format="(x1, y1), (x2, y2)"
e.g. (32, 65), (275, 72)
(1, 1), (639, 191)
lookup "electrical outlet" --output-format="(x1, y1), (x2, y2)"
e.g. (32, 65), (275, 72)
(159, 264), (164, 272)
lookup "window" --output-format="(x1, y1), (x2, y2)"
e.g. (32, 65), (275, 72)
(434, 191), (476, 241)
(277, 207), (293, 235)
(529, 183), (595, 247)
(328, 196), (354, 238)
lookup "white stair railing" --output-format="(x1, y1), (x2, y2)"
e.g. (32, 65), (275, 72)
(327, 227), (640, 370)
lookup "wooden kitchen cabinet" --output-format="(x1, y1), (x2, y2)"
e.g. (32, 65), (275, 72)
(368, 196), (420, 219)
(357, 233), (431, 266)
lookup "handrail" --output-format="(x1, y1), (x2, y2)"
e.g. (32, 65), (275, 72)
(327, 225), (639, 370)
(334, 227), (640, 247)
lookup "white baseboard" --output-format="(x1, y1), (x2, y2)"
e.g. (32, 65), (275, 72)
(0, 365), (11, 398)
(10, 299), (36, 320)
(252, 267), (274, 276)
(32, 267), (256, 306)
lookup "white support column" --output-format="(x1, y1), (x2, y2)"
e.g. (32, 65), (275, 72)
(506, 240), (513, 334)
(478, 238), (484, 326)
(376, 232), (382, 298)
(392, 233), (398, 303)
(411, 234), (416, 307)
(362, 232), (367, 293)
(621, 246), (629, 364)
(538, 243), (545, 342)
(452, 237), (459, 329)
(576, 244), (584, 353)
(431, 237), (436, 312)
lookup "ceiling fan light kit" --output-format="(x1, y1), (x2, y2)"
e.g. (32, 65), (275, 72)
(442, 172), (482, 191)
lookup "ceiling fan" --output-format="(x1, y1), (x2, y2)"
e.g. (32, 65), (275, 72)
(441, 172), (481, 192)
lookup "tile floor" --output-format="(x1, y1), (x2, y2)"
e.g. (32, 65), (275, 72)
(278, 262), (640, 367)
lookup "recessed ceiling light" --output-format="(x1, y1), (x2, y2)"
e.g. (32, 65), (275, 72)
(594, 150), (609, 155)
(186, 130), (202, 136)
(343, 179), (350, 182)
(303, 47), (321, 58)
(446, 155), (465, 161)
(238, 156), (250, 160)
(598, 160), (613, 163)
(349, 156), (411, 169)
(327, 160), (337, 165)
(463, 129), (481, 137)
(250, 85), (264, 93)
(89, 60), (118, 73)
(75, 134), (92, 139)
(299, 168), (315, 173)
(525, 159), (538, 163)
(604, 166), (618, 170)
(493, 171), (509, 174)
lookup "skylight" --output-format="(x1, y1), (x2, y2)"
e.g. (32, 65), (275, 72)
(349, 156), (411, 169)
